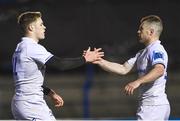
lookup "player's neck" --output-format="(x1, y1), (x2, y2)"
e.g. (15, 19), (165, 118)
(25, 33), (39, 43)
(145, 37), (159, 46)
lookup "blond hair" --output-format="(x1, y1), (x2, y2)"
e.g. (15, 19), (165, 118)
(141, 15), (163, 36)
(17, 11), (42, 33)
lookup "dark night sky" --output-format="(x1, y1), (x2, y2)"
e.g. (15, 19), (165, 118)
(0, 0), (180, 72)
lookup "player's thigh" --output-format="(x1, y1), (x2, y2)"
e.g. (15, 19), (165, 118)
(29, 100), (56, 120)
(136, 105), (170, 120)
(11, 99), (55, 120)
(11, 99), (26, 120)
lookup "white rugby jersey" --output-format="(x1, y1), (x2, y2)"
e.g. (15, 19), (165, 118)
(127, 40), (169, 105)
(12, 37), (53, 100)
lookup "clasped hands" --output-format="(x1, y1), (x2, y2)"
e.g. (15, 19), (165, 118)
(83, 47), (104, 63)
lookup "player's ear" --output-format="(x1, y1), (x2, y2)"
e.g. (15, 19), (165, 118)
(149, 28), (154, 36)
(27, 23), (34, 32)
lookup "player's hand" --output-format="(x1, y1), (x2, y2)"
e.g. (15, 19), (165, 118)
(124, 80), (141, 95)
(92, 57), (103, 64)
(49, 90), (64, 108)
(83, 47), (104, 62)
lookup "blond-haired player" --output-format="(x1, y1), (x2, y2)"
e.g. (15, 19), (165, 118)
(12, 11), (104, 120)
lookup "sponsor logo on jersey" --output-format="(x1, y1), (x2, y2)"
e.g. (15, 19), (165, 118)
(153, 51), (164, 60)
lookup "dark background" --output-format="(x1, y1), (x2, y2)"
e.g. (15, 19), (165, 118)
(0, 0), (180, 119)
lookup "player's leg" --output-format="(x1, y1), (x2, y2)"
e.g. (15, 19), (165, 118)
(11, 99), (32, 120)
(163, 104), (171, 120)
(136, 105), (170, 120)
(11, 99), (56, 120)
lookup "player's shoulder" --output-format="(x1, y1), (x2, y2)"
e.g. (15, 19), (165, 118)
(22, 39), (45, 50)
(19, 40), (46, 56)
(149, 40), (165, 51)
(16, 39), (29, 50)
(148, 41), (168, 59)
(137, 49), (144, 55)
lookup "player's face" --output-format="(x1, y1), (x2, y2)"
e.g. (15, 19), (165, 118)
(137, 22), (151, 45)
(33, 17), (46, 40)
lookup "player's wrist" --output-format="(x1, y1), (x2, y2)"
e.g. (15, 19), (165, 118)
(98, 58), (105, 66)
(42, 85), (51, 95)
(48, 89), (56, 97)
(135, 79), (142, 85)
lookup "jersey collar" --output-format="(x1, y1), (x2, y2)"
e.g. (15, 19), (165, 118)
(21, 37), (38, 44)
(146, 40), (161, 49)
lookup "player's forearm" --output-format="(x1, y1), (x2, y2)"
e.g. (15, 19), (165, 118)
(46, 56), (86, 71)
(136, 64), (164, 84)
(98, 59), (130, 75)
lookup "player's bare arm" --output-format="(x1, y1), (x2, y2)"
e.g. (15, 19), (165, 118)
(94, 59), (133, 75)
(124, 63), (165, 95)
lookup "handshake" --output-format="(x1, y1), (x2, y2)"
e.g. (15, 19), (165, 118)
(83, 47), (104, 64)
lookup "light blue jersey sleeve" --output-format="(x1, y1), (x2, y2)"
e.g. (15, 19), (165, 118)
(149, 45), (167, 68)
(27, 43), (53, 64)
(127, 50), (142, 67)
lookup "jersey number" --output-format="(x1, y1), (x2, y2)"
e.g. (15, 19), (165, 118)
(13, 56), (17, 75)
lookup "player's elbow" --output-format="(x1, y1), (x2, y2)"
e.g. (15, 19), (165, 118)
(158, 68), (164, 77)
(155, 64), (165, 77)
(122, 70), (129, 75)
(117, 68), (129, 75)
(121, 65), (131, 75)
(119, 63), (131, 75)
